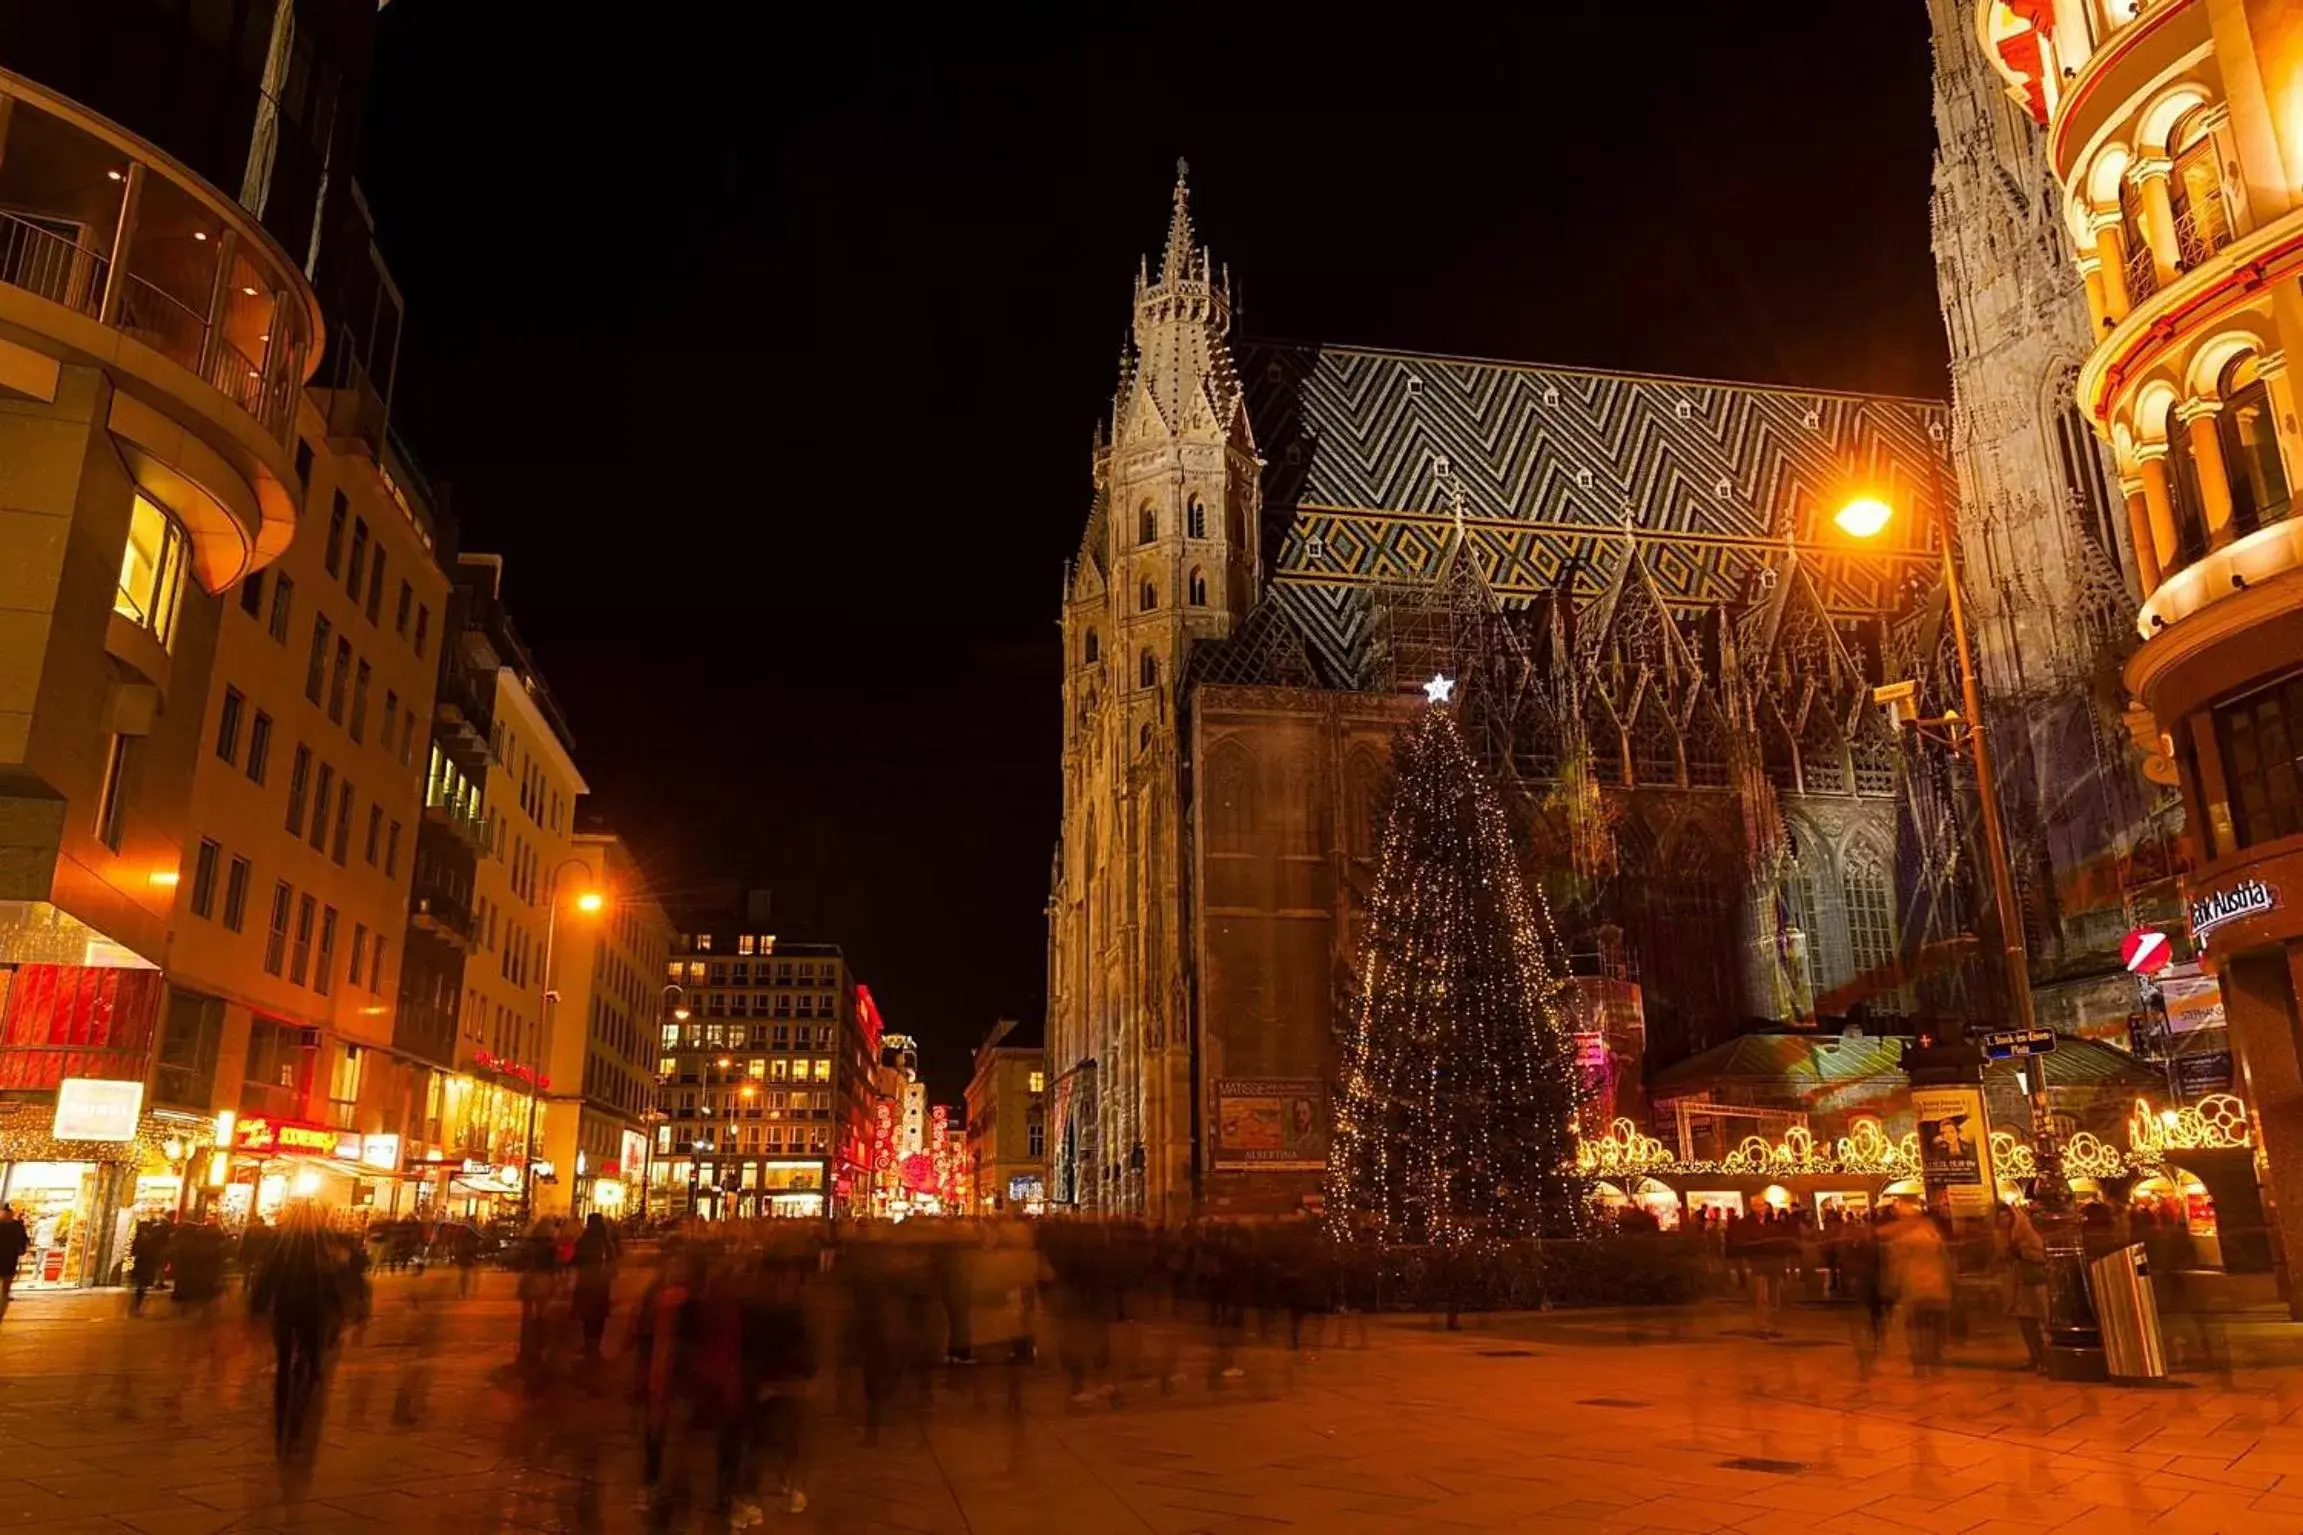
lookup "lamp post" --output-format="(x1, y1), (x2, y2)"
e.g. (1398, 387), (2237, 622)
(1835, 494), (2103, 1379)
(521, 856), (605, 1228)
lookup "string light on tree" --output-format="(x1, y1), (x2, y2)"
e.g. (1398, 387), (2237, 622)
(1326, 702), (1590, 1245)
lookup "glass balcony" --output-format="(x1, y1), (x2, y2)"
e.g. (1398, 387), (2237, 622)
(0, 75), (316, 448)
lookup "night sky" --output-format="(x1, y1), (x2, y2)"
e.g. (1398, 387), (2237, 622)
(357, 6), (1949, 1100)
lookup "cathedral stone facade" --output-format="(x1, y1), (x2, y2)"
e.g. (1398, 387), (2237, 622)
(1924, 0), (2185, 1019)
(1046, 169), (2019, 1220)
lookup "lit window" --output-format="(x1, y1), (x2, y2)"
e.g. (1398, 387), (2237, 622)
(1029, 1070), (1045, 1093)
(114, 495), (188, 647)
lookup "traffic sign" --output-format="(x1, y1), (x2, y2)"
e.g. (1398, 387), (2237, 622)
(2122, 927), (2173, 976)
(1981, 1027), (2057, 1060)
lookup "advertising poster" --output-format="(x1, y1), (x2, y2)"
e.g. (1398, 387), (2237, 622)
(1212, 1077), (1327, 1171)
(1911, 1085), (1995, 1217)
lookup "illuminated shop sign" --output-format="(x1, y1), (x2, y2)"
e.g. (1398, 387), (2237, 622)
(235, 1117), (342, 1154)
(2190, 878), (2277, 944)
(52, 1078), (144, 1142)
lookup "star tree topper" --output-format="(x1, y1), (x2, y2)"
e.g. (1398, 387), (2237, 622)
(1423, 673), (1455, 705)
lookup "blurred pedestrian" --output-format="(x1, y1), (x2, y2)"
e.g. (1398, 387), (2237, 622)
(1996, 1203), (2050, 1372)
(250, 1212), (345, 1460)
(0, 1202), (26, 1315)
(1886, 1209), (1953, 1376)
(573, 1212), (618, 1362)
(128, 1214), (173, 1314)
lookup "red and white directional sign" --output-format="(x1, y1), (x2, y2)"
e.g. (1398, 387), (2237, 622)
(2122, 927), (2173, 976)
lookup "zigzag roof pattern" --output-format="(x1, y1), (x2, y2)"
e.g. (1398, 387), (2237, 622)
(1240, 341), (1954, 684)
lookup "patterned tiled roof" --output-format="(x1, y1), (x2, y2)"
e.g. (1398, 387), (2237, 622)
(1239, 342), (1953, 686)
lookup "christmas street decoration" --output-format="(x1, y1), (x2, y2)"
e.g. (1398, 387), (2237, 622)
(1327, 700), (1589, 1244)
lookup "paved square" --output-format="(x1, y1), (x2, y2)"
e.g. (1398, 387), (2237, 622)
(3, 1273), (2302, 1533)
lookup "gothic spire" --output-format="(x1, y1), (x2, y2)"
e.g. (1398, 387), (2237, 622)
(1159, 158), (1196, 284)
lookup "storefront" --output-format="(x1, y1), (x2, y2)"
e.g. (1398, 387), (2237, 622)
(215, 1115), (411, 1226)
(2129, 602), (2303, 1317)
(0, 1084), (222, 1289)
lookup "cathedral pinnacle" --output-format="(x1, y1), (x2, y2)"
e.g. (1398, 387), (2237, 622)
(1159, 157), (1197, 285)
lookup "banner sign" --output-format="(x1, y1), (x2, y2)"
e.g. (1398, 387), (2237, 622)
(1212, 1077), (1328, 1171)
(52, 1078), (143, 1142)
(1911, 1084), (1995, 1218)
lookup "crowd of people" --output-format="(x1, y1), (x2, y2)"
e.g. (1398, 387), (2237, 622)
(0, 1190), (2232, 1526)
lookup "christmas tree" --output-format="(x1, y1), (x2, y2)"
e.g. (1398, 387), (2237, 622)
(1327, 684), (1591, 1245)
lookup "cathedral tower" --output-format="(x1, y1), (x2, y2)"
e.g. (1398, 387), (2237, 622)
(1049, 165), (1259, 1218)
(1926, 0), (2170, 986)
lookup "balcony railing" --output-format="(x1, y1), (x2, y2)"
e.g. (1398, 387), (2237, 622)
(2173, 194), (2233, 272)
(0, 219), (301, 447)
(0, 210), (106, 317)
(2123, 239), (2159, 306)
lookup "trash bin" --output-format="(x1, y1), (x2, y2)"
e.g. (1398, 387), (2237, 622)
(2088, 1242), (2168, 1382)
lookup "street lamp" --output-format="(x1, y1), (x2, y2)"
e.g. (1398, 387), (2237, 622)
(522, 855), (606, 1227)
(1837, 492), (2101, 1378)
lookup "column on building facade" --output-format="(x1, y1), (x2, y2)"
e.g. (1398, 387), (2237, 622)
(2133, 442), (2181, 573)
(2178, 399), (2237, 547)
(2129, 159), (2182, 283)
(2256, 348), (2303, 500)
(2201, 105), (2255, 238)
(2119, 476), (2163, 591)
(2077, 254), (2112, 335)
(2092, 212), (2134, 322)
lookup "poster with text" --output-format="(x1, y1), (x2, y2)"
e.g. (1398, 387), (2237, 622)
(1911, 1085), (1996, 1217)
(1212, 1077), (1328, 1171)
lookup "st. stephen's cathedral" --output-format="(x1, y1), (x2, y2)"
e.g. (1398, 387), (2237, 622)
(1045, 1), (2184, 1220)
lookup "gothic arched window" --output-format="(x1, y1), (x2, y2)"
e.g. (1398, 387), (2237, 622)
(1083, 630), (1099, 665)
(2220, 353), (2291, 537)
(1647, 834), (1738, 1058)
(1683, 698), (1731, 789)
(1140, 579), (1157, 612)
(1630, 693), (1681, 788)
(2051, 382), (2118, 557)
(1187, 497), (1207, 539)
(1841, 839), (1899, 1009)
(1138, 505), (1158, 546)
(1139, 651), (1158, 690)
(1207, 744), (1255, 851)
(1188, 567), (1207, 606)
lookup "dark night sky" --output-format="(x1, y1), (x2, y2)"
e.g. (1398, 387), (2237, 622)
(357, 6), (1950, 1101)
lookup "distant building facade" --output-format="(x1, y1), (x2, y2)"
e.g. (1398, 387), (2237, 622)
(652, 906), (875, 1219)
(965, 1017), (1045, 1215)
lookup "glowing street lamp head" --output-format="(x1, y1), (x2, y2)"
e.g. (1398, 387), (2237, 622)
(1834, 496), (1894, 540)
(573, 889), (605, 915)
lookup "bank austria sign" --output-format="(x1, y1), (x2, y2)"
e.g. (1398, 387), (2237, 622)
(2191, 877), (2279, 945)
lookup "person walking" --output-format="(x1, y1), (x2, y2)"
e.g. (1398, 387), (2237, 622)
(1886, 1207), (1953, 1376)
(1996, 1203), (2051, 1372)
(0, 1203), (27, 1315)
(128, 1214), (173, 1314)
(250, 1214), (345, 1460)
(572, 1212), (617, 1363)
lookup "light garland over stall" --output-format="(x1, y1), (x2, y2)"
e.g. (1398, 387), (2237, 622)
(1575, 1096), (2253, 1185)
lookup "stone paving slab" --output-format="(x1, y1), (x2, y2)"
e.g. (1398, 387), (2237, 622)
(4, 1275), (2303, 1531)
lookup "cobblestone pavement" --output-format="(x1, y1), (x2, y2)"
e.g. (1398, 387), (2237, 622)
(3, 1272), (2303, 1533)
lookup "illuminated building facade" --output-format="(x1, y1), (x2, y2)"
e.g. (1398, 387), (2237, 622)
(535, 830), (671, 1218)
(0, 2), (383, 1282)
(1050, 173), (1976, 1220)
(1981, 0), (2303, 1300)
(449, 555), (587, 1203)
(652, 917), (876, 1219)
(965, 1017), (1046, 1215)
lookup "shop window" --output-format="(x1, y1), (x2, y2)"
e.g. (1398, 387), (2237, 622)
(114, 495), (188, 648)
(2219, 355), (2291, 537)
(2214, 671), (2303, 849)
